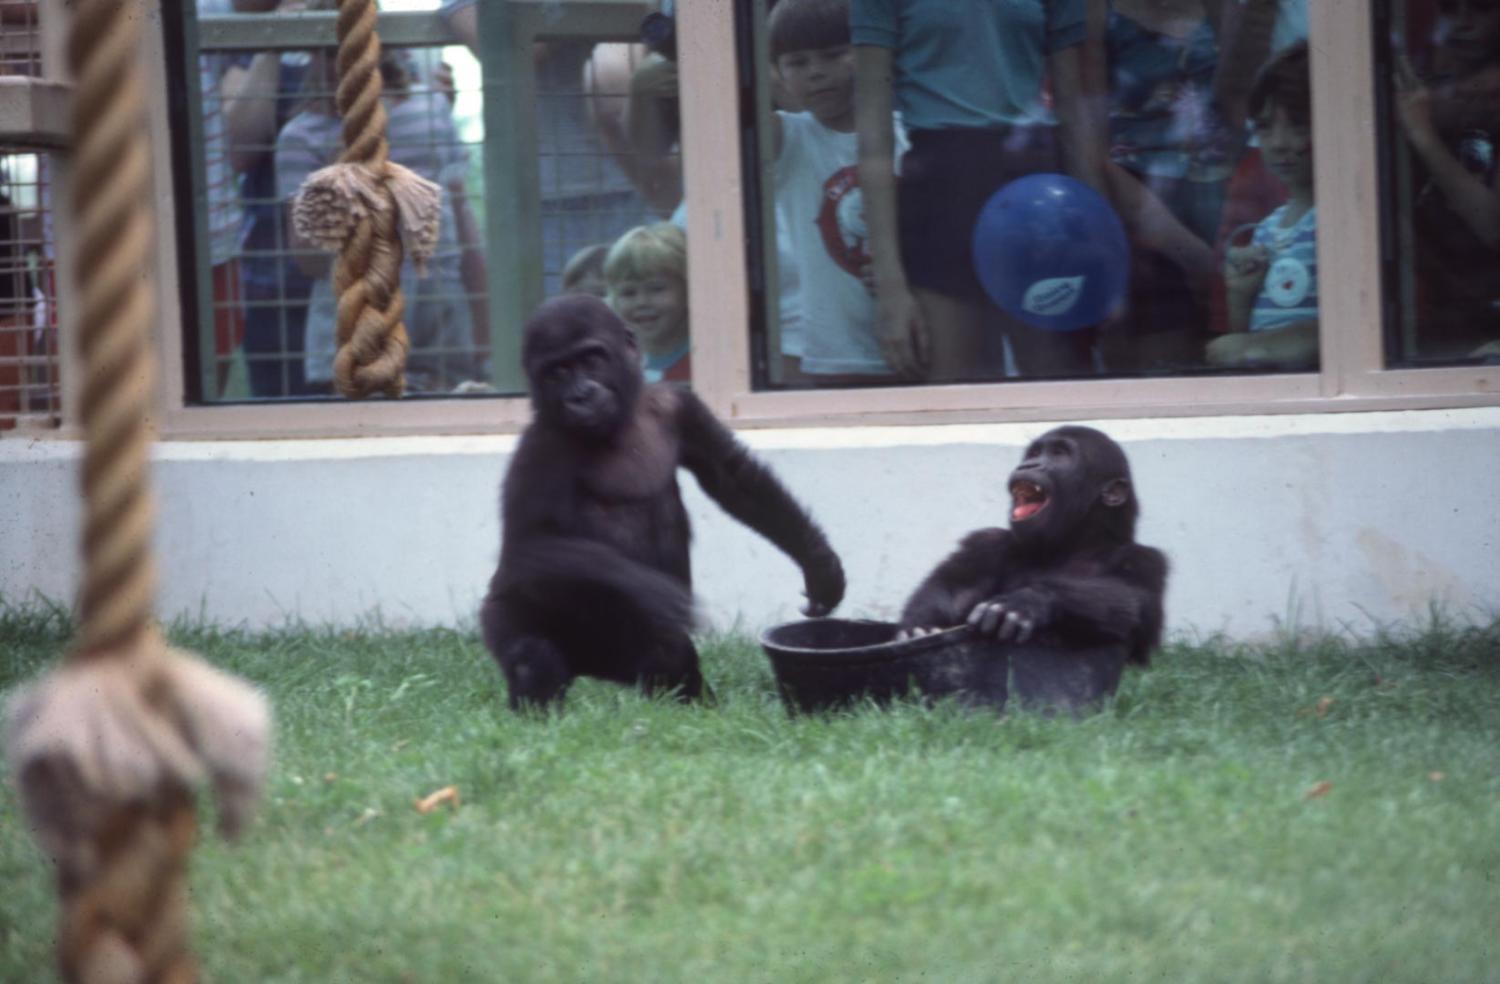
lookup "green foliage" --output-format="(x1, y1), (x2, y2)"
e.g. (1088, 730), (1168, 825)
(3, 609), (1499, 982)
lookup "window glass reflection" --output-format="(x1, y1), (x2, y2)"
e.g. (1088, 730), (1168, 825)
(756, 0), (1318, 389)
(275, 29), (484, 394)
(1384, 0), (1500, 366)
(185, 0), (686, 402)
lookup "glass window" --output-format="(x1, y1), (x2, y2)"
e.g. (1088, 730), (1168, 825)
(1380, 0), (1500, 367)
(179, 0), (686, 402)
(577, 27), (690, 384)
(0, 152), (59, 429)
(1, 7), (62, 430)
(749, 0), (1320, 389)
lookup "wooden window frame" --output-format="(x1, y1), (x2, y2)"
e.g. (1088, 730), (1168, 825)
(13, 0), (1500, 442)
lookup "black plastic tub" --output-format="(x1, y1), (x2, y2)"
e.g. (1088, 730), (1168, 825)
(759, 619), (1007, 714)
(759, 618), (1128, 716)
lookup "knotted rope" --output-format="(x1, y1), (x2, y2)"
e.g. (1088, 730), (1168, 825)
(5, 2), (270, 980)
(292, 0), (442, 399)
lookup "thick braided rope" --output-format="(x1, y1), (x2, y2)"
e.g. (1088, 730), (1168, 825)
(56, 787), (199, 984)
(72, 0), (156, 658)
(6, 8), (270, 981)
(329, 0), (408, 399)
(58, 2), (197, 979)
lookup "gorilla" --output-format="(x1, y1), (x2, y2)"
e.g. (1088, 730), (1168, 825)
(900, 426), (1168, 669)
(480, 294), (845, 709)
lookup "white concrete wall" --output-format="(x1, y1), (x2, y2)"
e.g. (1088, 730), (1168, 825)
(3, 407), (1498, 639)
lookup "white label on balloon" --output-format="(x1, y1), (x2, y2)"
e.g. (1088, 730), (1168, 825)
(1022, 276), (1084, 317)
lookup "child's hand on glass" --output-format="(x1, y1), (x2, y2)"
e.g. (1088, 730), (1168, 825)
(875, 283), (930, 378)
(1224, 242), (1270, 296)
(630, 54), (681, 101)
(1393, 54), (1438, 150)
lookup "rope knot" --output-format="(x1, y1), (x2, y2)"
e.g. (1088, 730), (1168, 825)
(292, 157), (443, 397)
(7, 630), (271, 981)
(293, 160), (443, 275)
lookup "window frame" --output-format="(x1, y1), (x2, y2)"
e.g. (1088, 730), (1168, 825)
(693, 0), (1500, 427)
(47, 0), (1500, 441)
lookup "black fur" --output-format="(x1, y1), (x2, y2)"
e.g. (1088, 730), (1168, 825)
(901, 426), (1168, 667)
(481, 295), (845, 709)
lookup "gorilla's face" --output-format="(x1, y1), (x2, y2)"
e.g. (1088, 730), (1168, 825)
(1008, 426), (1136, 550)
(523, 295), (643, 442)
(538, 343), (630, 437)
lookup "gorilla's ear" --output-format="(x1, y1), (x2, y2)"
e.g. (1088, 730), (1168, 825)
(1101, 479), (1131, 508)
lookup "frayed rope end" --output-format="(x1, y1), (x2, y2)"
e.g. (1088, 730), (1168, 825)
(5, 634), (272, 860)
(292, 161), (444, 276)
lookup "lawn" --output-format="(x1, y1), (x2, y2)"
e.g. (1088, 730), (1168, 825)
(2, 605), (1498, 983)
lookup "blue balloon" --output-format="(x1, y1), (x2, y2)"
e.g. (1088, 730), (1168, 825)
(971, 173), (1130, 332)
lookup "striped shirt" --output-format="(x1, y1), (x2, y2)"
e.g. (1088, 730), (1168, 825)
(1250, 203), (1318, 333)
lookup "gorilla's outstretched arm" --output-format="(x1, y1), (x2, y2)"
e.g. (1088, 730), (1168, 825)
(677, 391), (845, 617)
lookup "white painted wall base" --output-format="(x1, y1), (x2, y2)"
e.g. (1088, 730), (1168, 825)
(3, 408), (1497, 640)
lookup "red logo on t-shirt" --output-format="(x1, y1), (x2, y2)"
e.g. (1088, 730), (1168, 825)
(816, 165), (870, 278)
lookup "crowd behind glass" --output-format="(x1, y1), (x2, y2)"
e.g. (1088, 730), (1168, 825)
(188, 0), (1500, 400)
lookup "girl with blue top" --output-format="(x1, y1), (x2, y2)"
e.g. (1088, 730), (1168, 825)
(1209, 42), (1318, 371)
(853, 0), (1108, 382)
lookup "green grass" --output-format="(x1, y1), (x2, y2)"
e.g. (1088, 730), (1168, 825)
(3, 606), (1499, 983)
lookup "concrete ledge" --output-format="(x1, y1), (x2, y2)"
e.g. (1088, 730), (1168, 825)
(4, 407), (1498, 638)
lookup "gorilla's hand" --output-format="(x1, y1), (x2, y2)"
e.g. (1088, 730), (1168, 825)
(800, 546), (846, 618)
(967, 588), (1054, 643)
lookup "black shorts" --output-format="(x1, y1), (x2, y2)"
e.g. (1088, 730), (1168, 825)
(898, 126), (1063, 300)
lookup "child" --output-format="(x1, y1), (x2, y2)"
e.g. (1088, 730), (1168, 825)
(1393, 0), (1500, 362)
(605, 223), (690, 382)
(770, 0), (904, 382)
(561, 243), (610, 299)
(1208, 42), (1319, 371)
(276, 10), (485, 393)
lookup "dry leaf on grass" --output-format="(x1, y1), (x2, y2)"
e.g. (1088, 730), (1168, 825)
(1428, 771), (1446, 782)
(415, 785), (460, 813)
(1297, 697), (1336, 718)
(1305, 780), (1333, 800)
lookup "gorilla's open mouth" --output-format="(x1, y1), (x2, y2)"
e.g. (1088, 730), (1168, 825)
(1010, 480), (1049, 522)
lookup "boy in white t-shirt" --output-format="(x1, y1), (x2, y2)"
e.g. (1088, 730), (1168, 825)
(769, 0), (904, 381)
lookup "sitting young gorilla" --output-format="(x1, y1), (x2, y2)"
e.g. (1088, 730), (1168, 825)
(901, 426), (1167, 668)
(481, 295), (845, 709)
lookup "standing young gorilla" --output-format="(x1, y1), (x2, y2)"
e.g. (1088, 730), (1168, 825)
(901, 426), (1167, 667)
(482, 295), (845, 709)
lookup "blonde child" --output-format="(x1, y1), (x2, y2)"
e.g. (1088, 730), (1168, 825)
(605, 223), (690, 382)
